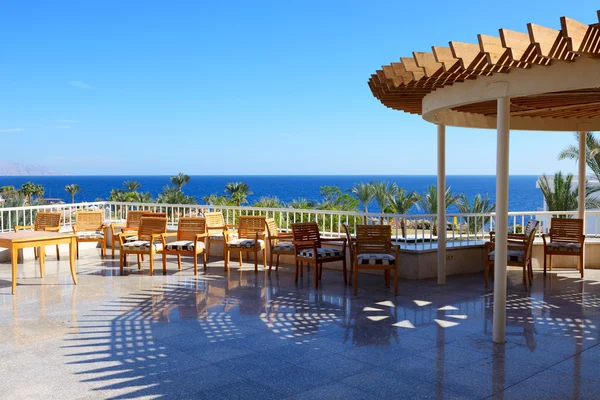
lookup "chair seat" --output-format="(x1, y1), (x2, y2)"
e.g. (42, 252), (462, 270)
(76, 231), (104, 239)
(357, 253), (395, 265)
(226, 239), (265, 249)
(298, 247), (342, 259)
(122, 240), (163, 251)
(165, 240), (205, 251)
(546, 242), (582, 253)
(272, 241), (294, 252)
(209, 233), (238, 241)
(124, 235), (138, 242)
(488, 249), (524, 263)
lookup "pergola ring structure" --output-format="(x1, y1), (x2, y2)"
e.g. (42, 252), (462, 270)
(368, 11), (600, 343)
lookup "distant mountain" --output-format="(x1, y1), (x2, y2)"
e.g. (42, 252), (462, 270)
(0, 161), (61, 176)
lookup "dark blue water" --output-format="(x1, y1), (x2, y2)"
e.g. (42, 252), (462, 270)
(0, 175), (542, 213)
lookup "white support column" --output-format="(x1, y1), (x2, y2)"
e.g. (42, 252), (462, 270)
(578, 131), (586, 220)
(493, 97), (510, 344)
(437, 124), (446, 285)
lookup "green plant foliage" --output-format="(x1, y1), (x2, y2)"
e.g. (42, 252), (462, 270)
(170, 173), (190, 190)
(65, 184), (81, 203)
(253, 196), (284, 208)
(457, 193), (496, 234)
(19, 182), (44, 204)
(417, 185), (460, 235)
(387, 188), (419, 237)
(351, 182), (374, 213)
(558, 132), (600, 181)
(538, 172), (600, 214)
(123, 180), (141, 193)
(224, 182), (252, 206)
(157, 185), (197, 205)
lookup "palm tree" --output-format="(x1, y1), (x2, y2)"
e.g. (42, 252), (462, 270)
(225, 182), (252, 206)
(170, 173), (190, 191)
(538, 172), (600, 214)
(65, 184), (81, 203)
(457, 194), (495, 234)
(351, 182), (374, 213)
(134, 191), (153, 203)
(19, 182), (44, 204)
(158, 185), (197, 204)
(417, 185), (460, 235)
(123, 180), (141, 193)
(372, 181), (397, 223)
(388, 188), (419, 237)
(253, 196), (284, 208)
(202, 193), (231, 205)
(558, 132), (600, 180)
(289, 198), (314, 209)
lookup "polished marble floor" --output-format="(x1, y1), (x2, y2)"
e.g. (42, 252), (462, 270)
(1, 249), (600, 399)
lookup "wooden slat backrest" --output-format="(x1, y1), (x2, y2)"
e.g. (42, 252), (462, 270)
(76, 211), (104, 231)
(125, 210), (145, 229)
(142, 212), (166, 218)
(355, 225), (393, 255)
(205, 212), (225, 235)
(549, 218), (584, 243)
(177, 217), (206, 241)
(523, 225), (538, 262)
(34, 212), (61, 231)
(524, 219), (539, 236)
(291, 222), (321, 249)
(237, 216), (266, 239)
(138, 216), (168, 241)
(342, 223), (354, 258)
(266, 218), (279, 238)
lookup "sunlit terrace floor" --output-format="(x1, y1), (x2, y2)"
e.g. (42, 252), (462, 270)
(1, 250), (600, 400)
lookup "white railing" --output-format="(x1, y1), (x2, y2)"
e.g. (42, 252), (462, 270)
(2, 201), (597, 251)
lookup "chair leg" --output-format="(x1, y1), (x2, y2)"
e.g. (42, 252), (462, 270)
(177, 254), (181, 270)
(580, 254), (584, 278)
(549, 255), (552, 271)
(34, 247), (38, 260)
(314, 263), (319, 289)
(254, 251), (258, 273)
(193, 252), (198, 275)
(342, 256), (347, 285)
(239, 251), (243, 266)
(276, 254), (280, 271)
(162, 252), (167, 275)
(269, 251), (274, 274)
(224, 248), (229, 272)
(56, 245), (60, 261)
(76, 242), (79, 259)
(137, 254), (141, 269)
(206, 240), (211, 259)
(522, 265), (527, 287)
(149, 253), (154, 275)
(120, 253), (124, 275)
(528, 262), (533, 286)
(112, 240), (115, 259)
(263, 249), (266, 268)
(202, 252), (207, 271)
(102, 240), (107, 259)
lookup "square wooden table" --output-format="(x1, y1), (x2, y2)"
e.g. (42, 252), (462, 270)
(0, 231), (77, 294)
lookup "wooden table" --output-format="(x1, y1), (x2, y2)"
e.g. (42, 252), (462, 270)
(0, 231), (77, 294)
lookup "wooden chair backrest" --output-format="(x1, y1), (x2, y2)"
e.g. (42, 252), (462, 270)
(76, 211), (104, 231)
(265, 218), (279, 238)
(342, 222), (354, 258)
(523, 225), (538, 262)
(238, 216), (266, 239)
(143, 212), (166, 218)
(138, 217), (168, 242)
(524, 219), (539, 236)
(125, 210), (145, 229)
(355, 225), (393, 255)
(291, 222), (321, 250)
(549, 218), (584, 243)
(34, 212), (61, 231)
(177, 217), (206, 241)
(204, 212), (225, 235)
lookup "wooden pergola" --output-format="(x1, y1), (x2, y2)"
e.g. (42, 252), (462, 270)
(368, 11), (600, 343)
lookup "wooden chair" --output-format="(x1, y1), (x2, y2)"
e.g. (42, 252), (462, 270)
(352, 225), (400, 295)
(205, 211), (236, 258)
(265, 218), (294, 273)
(110, 210), (145, 259)
(542, 218), (585, 277)
(162, 217), (208, 275)
(119, 216), (168, 275)
(291, 222), (347, 289)
(224, 216), (266, 272)
(485, 222), (538, 288)
(73, 211), (108, 259)
(489, 219), (539, 244)
(342, 223), (357, 282)
(14, 212), (62, 260)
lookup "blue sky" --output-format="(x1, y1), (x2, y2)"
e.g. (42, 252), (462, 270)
(0, 1), (597, 175)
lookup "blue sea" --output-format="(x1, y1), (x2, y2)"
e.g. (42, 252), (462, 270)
(0, 175), (542, 213)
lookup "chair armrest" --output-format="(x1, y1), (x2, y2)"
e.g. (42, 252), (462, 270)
(195, 233), (208, 239)
(150, 233), (163, 243)
(72, 225), (78, 233)
(14, 225), (34, 232)
(321, 238), (347, 244)
(163, 232), (177, 237)
(117, 232), (136, 246)
(43, 227), (61, 232)
(292, 240), (316, 246)
(542, 233), (549, 245)
(121, 227), (138, 233)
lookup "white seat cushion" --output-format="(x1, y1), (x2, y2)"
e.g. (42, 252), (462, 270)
(547, 242), (582, 253)
(226, 239), (265, 249)
(357, 253), (395, 266)
(122, 240), (163, 251)
(272, 242), (294, 253)
(165, 240), (205, 251)
(298, 247), (342, 259)
(488, 249), (524, 263)
(76, 231), (104, 239)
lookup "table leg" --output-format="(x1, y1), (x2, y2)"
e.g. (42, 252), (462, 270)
(39, 245), (46, 278)
(69, 238), (78, 285)
(11, 246), (17, 295)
